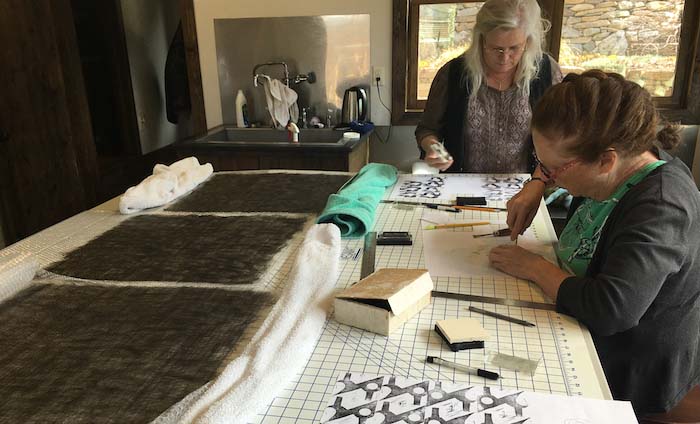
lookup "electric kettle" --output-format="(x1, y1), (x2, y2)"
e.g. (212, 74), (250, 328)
(340, 87), (368, 125)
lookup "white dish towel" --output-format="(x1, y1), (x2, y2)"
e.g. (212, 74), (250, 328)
(153, 223), (341, 424)
(119, 157), (213, 214)
(261, 78), (299, 128)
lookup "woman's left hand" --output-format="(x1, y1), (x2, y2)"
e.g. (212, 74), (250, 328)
(490, 244), (572, 299)
(489, 244), (542, 280)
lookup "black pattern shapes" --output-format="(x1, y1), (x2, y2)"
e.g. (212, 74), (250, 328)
(481, 176), (526, 202)
(322, 373), (529, 424)
(397, 176), (446, 198)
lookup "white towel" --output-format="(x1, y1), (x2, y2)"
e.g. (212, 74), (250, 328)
(262, 78), (299, 128)
(0, 251), (38, 304)
(119, 157), (213, 214)
(153, 224), (341, 424)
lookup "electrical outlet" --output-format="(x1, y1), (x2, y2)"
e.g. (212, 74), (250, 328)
(373, 66), (386, 86)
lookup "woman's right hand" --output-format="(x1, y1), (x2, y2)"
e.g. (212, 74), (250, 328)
(420, 136), (453, 171)
(507, 179), (547, 240)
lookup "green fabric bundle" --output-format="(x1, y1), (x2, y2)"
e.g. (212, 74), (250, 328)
(316, 163), (398, 238)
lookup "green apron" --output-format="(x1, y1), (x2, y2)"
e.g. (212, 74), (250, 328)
(556, 160), (666, 276)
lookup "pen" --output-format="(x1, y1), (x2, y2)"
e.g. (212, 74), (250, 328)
(453, 205), (507, 212)
(425, 204), (459, 213)
(424, 221), (490, 230)
(426, 356), (499, 380)
(468, 306), (535, 327)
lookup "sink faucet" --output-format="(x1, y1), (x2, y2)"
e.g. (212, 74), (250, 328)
(253, 62), (289, 87)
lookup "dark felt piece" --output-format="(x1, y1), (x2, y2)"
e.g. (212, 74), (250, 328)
(0, 283), (272, 423)
(48, 214), (306, 284)
(165, 173), (351, 213)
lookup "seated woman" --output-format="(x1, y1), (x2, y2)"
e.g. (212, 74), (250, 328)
(489, 70), (700, 415)
(416, 0), (562, 175)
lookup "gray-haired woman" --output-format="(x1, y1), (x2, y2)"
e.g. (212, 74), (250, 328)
(416, 0), (561, 177)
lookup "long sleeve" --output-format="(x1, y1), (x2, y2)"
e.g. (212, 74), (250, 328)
(415, 62), (451, 147)
(556, 169), (696, 336)
(557, 197), (690, 336)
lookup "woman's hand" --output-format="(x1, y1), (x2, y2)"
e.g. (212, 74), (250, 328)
(489, 244), (571, 299)
(489, 244), (543, 281)
(506, 179), (546, 240)
(420, 136), (453, 171)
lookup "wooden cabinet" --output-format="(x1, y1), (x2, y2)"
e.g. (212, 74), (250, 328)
(175, 136), (369, 172)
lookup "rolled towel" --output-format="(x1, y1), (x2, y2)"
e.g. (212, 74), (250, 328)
(153, 224), (341, 424)
(173, 162), (214, 198)
(154, 156), (201, 175)
(119, 157), (213, 214)
(0, 251), (39, 303)
(119, 171), (178, 214)
(316, 163), (398, 238)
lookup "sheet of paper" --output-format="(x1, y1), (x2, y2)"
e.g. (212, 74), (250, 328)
(387, 173), (528, 202)
(422, 225), (557, 278)
(320, 374), (637, 424)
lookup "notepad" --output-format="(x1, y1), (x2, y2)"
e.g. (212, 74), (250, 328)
(434, 318), (489, 352)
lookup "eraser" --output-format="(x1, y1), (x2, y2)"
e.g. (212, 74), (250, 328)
(456, 196), (487, 206)
(435, 318), (489, 343)
(434, 325), (484, 352)
(377, 232), (412, 246)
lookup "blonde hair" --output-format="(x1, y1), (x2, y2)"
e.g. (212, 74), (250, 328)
(463, 0), (550, 101)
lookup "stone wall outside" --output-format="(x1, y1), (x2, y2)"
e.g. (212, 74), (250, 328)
(419, 1), (685, 98)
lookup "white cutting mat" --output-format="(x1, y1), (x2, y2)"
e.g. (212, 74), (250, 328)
(252, 195), (610, 423)
(1, 172), (610, 424)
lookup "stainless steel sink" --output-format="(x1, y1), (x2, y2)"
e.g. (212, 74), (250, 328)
(200, 128), (348, 144)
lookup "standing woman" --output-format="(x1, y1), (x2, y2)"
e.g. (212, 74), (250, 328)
(416, 0), (561, 176)
(490, 71), (700, 416)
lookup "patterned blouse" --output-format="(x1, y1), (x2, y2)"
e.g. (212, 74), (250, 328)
(416, 56), (563, 173)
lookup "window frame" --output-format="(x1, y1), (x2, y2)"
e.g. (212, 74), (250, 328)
(392, 0), (700, 125)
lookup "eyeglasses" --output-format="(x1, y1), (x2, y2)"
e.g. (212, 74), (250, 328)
(532, 150), (580, 182)
(483, 43), (526, 57)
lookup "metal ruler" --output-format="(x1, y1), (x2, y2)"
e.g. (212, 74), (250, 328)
(359, 231), (376, 279)
(431, 291), (557, 311)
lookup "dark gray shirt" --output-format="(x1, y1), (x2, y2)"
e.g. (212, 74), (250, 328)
(557, 153), (700, 414)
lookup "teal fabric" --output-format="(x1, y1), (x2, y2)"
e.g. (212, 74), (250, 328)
(317, 163), (398, 238)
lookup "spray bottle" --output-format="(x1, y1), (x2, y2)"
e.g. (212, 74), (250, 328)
(235, 89), (249, 128)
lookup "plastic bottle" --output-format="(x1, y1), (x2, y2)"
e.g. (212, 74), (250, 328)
(235, 90), (249, 128)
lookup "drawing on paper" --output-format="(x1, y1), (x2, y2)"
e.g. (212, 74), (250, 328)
(321, 373), (528, 424)
(481, 176), (526, 201)
(388, 174), (527, 203)
(396, 176), (445, 198)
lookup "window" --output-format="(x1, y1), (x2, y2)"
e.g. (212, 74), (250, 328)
(392, 0), (700, 124)
(416, 2), (485, 100)
(559, 1), (685, 97)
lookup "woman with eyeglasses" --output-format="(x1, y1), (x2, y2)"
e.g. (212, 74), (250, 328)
(490, 70), (700, 416)
(416, 0), (561, 178)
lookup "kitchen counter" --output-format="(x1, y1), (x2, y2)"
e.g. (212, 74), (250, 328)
(175, 125), (370, 172)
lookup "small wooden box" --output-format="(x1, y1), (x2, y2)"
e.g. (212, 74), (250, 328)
(334, 268), (434, 336)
